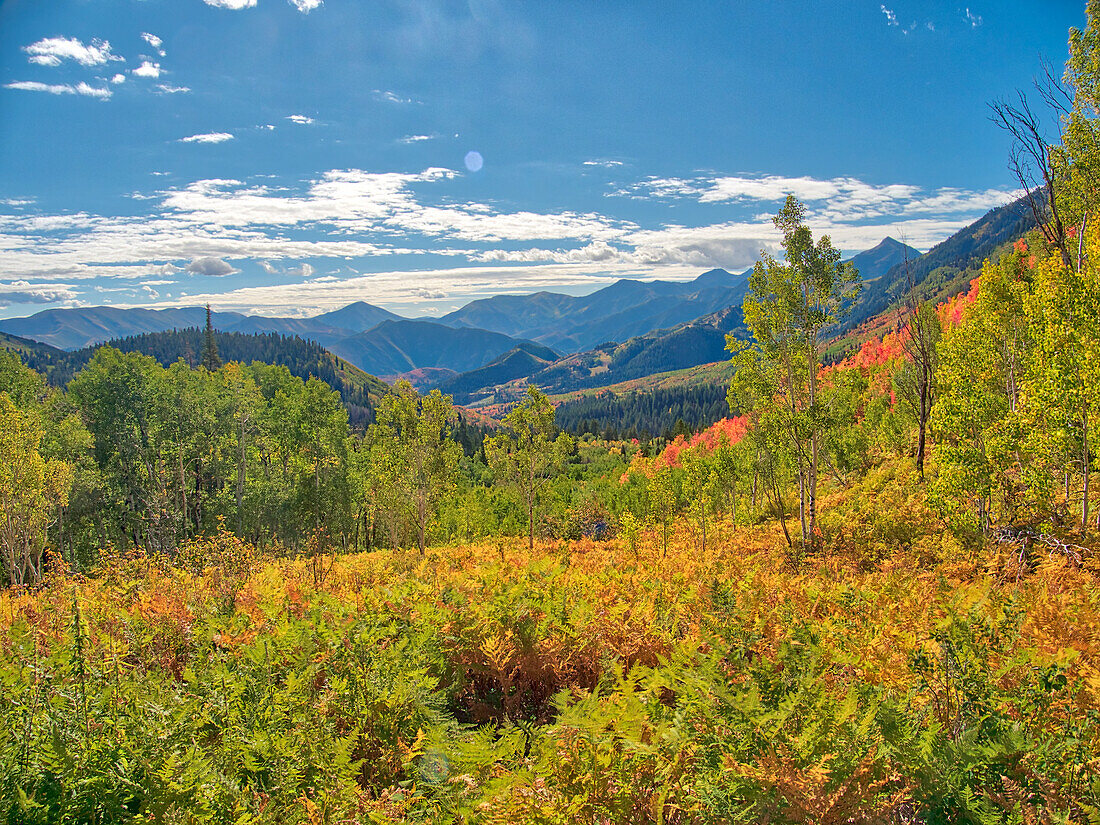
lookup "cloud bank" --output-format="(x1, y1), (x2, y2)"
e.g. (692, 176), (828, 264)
(0, 167), (1020, 316)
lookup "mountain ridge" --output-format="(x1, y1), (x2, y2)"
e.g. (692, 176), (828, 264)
(0, 220), (1010, 387)
(0, 303), (402, 352)
(327, 319), (546, 378)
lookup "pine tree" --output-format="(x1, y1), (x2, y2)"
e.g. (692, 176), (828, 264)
(201, 304), (222, 371)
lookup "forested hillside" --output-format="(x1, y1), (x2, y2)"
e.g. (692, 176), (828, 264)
(5, 327), (389, 428)
(3, 6), (1100, 823)
(841, 196), (1036, 330)
(555, 383), (730, 439)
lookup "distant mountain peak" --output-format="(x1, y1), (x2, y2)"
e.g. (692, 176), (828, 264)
(848, 237), (922, 285)
(312, 300), (399, 332)
(873, 236), (919, 253)
(691, 268), (737, 288)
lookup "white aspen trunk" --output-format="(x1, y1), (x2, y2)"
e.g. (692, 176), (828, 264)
(798, 468), (809, 549)
(237, 416), (247, 535)
(1083, 402), (1090, 532)
(178, 447), (188, 538)
(418, 492), (428, 554)
(699, 498), (706, 554)
(807, 334), (819, 549)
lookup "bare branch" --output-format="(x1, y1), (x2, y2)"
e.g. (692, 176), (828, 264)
(1035, 55), (1073, 115)
(990, 93), (1072, 267)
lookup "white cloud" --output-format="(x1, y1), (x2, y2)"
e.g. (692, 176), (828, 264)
(141, 33), (166, 57)
(622, 173), (859, 204)
(256, 259), (317, 279)
(110, 73), (126, 84)
(203, 0), (258, 7)
(0, 212), (99, 232)
(75, 82), (111, 99)
(0, 210), (430, 283)
(471, 235), (773, 270)
(880, 5), (898, 26)
(157, 84), (191, 94)
(5, 81), (73, 95)
(289, 0), (323, 11)
(23, 36), (122, 67)
(622, 173), (1018, 224)
(185, 257), (239, 277)
(5, 80), (112, 99)
(132, 61), (161, 79)
(583, 159), (625, 168)
(179, 132), (235, 143)
(286, 114), (314, 124)
(965, 7), (982, 27)
(400, 134), (435, 143)
(372, 89), (420, 105)
(901, 188), (1018, 215)
(159, 168), (463, 230)
(0, 280), (81, 304)
(466, 211), (987, 276)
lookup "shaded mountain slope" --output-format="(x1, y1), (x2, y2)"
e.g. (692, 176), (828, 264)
(440, 270), (744, 353)
(0, 306), (233, 351)
(521, 305), (745, 397)
(0, 330), (64, 362)
(328, 319), (533, 377)
(309, 301), (400, 332)
(435, 342), (560, 404)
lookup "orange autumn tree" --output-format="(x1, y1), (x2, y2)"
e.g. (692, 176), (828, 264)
(621, 416), (751, 553)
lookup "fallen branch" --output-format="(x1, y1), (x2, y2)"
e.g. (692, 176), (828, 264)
(992, 526), (1089, 567)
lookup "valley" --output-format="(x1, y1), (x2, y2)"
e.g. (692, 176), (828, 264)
(2, 2), (1097, 823)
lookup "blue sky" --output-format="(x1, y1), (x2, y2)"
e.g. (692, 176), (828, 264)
(0, 0), (1086, 319)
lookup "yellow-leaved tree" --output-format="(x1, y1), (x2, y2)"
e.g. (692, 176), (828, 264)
(0, 392), (73, 586)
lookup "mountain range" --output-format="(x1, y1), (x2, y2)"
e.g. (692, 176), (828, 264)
(0, 301), (400, 353)
(0, 195), (1033, 406)
(436, 236), (918, 353)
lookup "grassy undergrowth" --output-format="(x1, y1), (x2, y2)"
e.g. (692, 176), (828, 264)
(3, 494), (1099, 824)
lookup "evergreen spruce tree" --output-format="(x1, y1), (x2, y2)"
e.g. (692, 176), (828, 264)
(201, 304), (222, 371)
